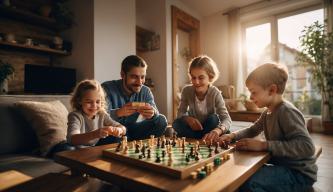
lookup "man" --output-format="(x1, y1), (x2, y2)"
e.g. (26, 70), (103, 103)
(102, 55), (167, 141)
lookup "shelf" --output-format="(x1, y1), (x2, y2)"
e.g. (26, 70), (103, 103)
(0, 41), (70, 56)
(0, 6), (68, 31)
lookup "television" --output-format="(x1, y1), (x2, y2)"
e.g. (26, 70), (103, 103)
(24, 64), (76, 94)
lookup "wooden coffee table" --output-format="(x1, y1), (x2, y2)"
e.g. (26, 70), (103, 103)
(55, 142), (270, 192)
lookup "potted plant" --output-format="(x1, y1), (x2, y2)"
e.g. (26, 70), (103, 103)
(297, 21), (333, 133)
(0, 60), (14, 94)
(239, 94), (259, 112)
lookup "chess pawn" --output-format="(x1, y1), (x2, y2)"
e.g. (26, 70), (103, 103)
(123, 145), (128, 154)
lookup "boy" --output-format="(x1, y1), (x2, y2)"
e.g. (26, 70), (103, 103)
(217, 63), (317, 191)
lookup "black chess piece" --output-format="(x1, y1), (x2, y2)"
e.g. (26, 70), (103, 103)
(215, 144), (219, 154)
(185, 154), (190, 162)
(115, 142), (121, 152)
(162, 150), (166, 158)
(147, 149), (151, 158)
(135, 144), (140, 153)
(155, 155), (161, 163)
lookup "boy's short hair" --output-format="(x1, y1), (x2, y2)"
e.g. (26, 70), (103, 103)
(246, 63), (288, 94)
(121, 55), (147, 74)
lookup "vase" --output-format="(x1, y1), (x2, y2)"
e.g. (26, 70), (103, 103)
(0, 80), (8, 94)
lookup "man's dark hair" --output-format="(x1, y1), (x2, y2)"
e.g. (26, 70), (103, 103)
(121, 55), (147, 74)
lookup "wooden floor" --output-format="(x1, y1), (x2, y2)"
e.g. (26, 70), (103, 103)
(311, 133), (333, 192)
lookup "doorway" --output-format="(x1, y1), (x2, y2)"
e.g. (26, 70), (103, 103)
(171, 6), (200, 120)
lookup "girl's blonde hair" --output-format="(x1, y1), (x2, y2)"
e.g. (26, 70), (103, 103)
(188, 55), (220, 83)
(70, 79), (107, 112)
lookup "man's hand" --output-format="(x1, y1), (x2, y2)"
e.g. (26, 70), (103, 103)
(184, 116), (203, 131)
(137, 103), (154, 119)
(202, 128), (221, 143)
(116, 103), (137, 117)
(236, 138), (268, 151)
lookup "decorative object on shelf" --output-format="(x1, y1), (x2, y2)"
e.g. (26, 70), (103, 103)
(0, 60), (14, 94)
(180, 47), (191, 61)
(239, 94), (259, 112)
(298, 21), (333, 133)
(144, 78), (155, 91)
(4, 33), (15, 43)
(53, 36), (63, 50)
(25, 38), (33, 46)
(52, 0), (75, 27)
(136, 26), (160, 52)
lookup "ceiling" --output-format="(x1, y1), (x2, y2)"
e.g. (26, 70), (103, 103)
(179, 0), (264, 17)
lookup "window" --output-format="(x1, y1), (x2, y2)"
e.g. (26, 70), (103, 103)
(242, 8), (324, 115)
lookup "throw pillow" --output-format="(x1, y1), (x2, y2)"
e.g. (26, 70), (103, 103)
(15, 100), (68, 156)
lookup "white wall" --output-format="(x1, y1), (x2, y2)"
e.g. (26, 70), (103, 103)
(94, 0), (136, 83)
(201, 13), (229, 86)
(61, 0), (94, 82)
(136, 0), (167, 119)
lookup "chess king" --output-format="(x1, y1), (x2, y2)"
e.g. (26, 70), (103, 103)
(102, 55), (167, 141)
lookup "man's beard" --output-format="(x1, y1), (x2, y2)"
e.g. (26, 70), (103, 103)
(124, 78), (142, 94)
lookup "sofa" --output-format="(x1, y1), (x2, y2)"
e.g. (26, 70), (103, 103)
(0, 95), (71, 177)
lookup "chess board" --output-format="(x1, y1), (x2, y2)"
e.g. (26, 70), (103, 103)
(103, 138), (234, 179)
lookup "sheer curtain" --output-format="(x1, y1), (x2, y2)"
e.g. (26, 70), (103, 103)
(227, 8), (244, 97)
(324, 0), (332, 32)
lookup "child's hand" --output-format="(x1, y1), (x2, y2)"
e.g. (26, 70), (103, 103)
(202, 129), (221, 143)
(236, 138), (268, 151)
(215, 133), (235, 144)
(184, 116), (203, 131)
(97, 127), (110, 138)
(137, 103), (154, 119)
(106, 126), (124, 138)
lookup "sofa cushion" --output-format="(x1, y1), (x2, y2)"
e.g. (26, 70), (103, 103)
(0, 155), (68, 177)
(0, 103), (39, 155)
(15, 100), (68, 156)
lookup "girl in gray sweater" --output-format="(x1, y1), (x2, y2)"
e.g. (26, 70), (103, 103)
(173, 55), (231, 142)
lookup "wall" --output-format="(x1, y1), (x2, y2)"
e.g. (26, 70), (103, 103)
(136, 0), (168, 119)
(94, 0), (136, 83)
(136, 0), (202, 121)
(62, 0), (94, 82)
(201, 13), (229, 86)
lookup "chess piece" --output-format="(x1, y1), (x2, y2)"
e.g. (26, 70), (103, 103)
(123, 145), (128, 154)
(155, 155), (161, 163)
(135, 144), (140, 153)
(116, 142), (121, 152)
(214, 144), (219, 154)
(147, 148), (151, 158)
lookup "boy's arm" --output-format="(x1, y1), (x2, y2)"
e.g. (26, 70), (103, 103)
(267, 109), (315, 158)
(234, 111), (266, 140)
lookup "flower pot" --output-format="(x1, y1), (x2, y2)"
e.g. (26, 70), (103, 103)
(323, 121), (333, 134)
(244, 100), (259, 111)
(0, 80), (8, 94)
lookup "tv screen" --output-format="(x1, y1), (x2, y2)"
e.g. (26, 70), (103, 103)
(24, 64), (76, 94)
